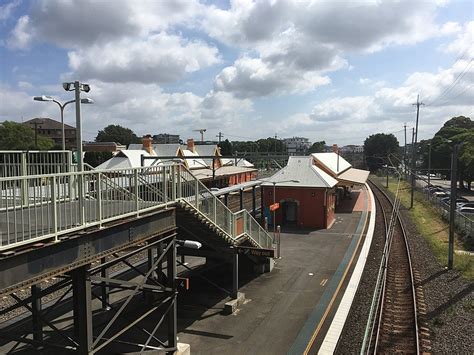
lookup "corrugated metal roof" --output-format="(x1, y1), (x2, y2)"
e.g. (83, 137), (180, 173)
(154, 144), (180, 157)
(182, 149), (207, 169)
(194, 145), (218, 165)
(312, 152), (351, 175)
(191, 165), (256, 180)
(338, 168), (370, 185)
(221, 158), (255, 168)
(96, 150), (159, 170)
(262, 156), (337, 188)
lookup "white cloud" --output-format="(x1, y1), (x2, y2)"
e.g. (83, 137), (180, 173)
(68, 33), (220, 84)
(205, 0), (452, 98)
(7, 15), (33, 49)
(0, 81), (253, 141)
(214, 56), (332, 98)
(0, 0), (20, 22)
(8, 0), (204, 49)
(440, 21), (474, 58)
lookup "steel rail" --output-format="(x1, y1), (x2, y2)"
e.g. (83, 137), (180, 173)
(368, 179), (420, 354)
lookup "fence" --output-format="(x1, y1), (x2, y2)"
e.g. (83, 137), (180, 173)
(0, 151), (74, 177)
(0, 163), (273, 251)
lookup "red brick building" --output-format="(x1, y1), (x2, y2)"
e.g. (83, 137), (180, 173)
(262, 156), (338, 229)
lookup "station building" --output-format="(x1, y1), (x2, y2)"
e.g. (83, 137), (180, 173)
(262, 152), (369, 230)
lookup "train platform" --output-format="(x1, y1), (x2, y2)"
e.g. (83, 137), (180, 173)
(175, 186), (374, 354)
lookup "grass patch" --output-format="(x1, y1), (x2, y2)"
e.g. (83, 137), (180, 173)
(372, 175), (473, 280)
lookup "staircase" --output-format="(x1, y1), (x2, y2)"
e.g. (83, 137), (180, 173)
(175, 166), (273, 251)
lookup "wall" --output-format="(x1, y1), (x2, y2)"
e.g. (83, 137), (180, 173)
(262, 186), (335, 229)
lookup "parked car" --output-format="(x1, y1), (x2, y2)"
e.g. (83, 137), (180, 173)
(458, 202), (474, 209)
(441, 196), (469, 205)
(433, 191), (449, 198)
(458, 207), (474, 215)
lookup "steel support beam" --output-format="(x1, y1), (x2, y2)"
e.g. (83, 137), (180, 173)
(232, 252), (239, 299)
(100, 257), (110, 310)
(252, 186), (256, 217)
(71, 265), (93, 355)
(239, 189), (244, 210)
(167, 240), (177, 353)
(30, 284), (43, 348)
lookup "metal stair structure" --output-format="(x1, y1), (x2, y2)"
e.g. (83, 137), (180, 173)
(0, 163), (273, 254)
(174, 167), (273, 251)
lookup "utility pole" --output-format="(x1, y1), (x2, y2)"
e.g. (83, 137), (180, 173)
(274, 134), (278, 154)
(448, 144), (460, 269)
(216, 132), (223, 144)
(404, 123), (407, 178)
(410, 95), (424, 209)
(410, 127), (415, 208)
(428, 142), (432, 186)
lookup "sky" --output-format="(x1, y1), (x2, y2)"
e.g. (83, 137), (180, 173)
(0, 0), (472, 146)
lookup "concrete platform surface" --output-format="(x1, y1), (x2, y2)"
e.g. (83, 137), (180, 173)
(176, 208), (367, 355)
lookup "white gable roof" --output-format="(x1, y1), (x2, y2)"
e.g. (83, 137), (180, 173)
(96, 150), (160, 170)
(262, 156), (337, 188)
(312, 152), (351, 175)
(182, 149), (207, 169)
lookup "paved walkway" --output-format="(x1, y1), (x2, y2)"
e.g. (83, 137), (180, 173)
(175, 189), (370, 354)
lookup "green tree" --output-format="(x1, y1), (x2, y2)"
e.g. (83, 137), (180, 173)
(218, 139), (233, 156)
(364, 133), (399, 171)
(0, 121), (54, 150)
(308, 141), (326, 154)
(96, 125), (140, 146)
(427, 116), (474, 189)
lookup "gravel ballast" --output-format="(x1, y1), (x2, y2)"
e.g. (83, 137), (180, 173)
(336, 181), (473, 354)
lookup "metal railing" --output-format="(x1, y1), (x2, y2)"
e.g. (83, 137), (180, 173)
(0, 163), (273, 251)
(178, 167), (273, 249)
(0, 151), (74, 177)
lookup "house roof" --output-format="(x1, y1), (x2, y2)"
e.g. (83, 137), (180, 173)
(181, 149), (207, 169)
(262, 156), (338, 188)
(221, 158), (255, 168)
(24, 117), (75, 130)
(312, 152), (352, 176)
(154, 144), (181, 157)
(95, 150), (159, 170)
(337, 168), (370, 185)
(194, 144), (219, 166)
(191, 165), (257, 180)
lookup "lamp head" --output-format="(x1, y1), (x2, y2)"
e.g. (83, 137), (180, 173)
(80, 98), (94, 104)
(81, 83), (91, 93)
(62, 82), (74, 91)
(33, 95), (53, 102)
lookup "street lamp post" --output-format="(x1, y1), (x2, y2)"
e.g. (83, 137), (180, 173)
(33, 95), (94, 150)
(62, 81), (91, 172)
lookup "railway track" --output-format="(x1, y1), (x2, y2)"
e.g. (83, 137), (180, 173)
(364, 179), (420, 354)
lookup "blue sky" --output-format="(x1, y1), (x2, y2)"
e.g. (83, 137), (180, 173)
(0, 0), (472, 146)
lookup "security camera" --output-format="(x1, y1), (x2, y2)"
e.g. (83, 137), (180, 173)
(62, 82), (73, 91)
(81, 84), (90, 93)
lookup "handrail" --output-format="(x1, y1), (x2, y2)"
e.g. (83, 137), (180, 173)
(177, 165), (273, 249)
(0, 163), (273, 252)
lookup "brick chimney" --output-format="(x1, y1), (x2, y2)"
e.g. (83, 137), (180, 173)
(142, 135), (154, 154)
(332, 144), (338, 153)
(187, 138), (195, 153)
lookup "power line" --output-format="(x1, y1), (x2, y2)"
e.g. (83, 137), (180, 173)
(425, 59), (473, 106)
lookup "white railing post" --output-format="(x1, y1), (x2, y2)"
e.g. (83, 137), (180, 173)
(97, 173), (102, 226)
(134, 169), (139, 216)
(171, 165), (177, 200)
(163, 167), (168, 206)
(214, 197), (217, 223)
(51, 176), (58, 242)
(195, 179), (199, 209)
(20, 152), (28, 206)
(233, 214), (237, 238)
(78, 173), (85, 225)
